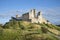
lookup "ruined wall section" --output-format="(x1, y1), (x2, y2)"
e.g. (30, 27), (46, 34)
(29, 9), (35, 19)
(37, 11), (43, 23)
(29, 9), (37, 23)
(22, 13), (29, 21)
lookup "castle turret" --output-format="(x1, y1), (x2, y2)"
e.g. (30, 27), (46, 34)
(38, 11), (43, 23)
(32, 9), (35, 17)
(29, 9), (36, 19)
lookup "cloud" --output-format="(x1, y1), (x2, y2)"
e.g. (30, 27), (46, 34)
(0, 9), (29, 18)
(41, 7), (60, 24)
(0, 7), (60, 24)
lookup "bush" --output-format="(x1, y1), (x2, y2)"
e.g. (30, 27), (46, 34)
(41, 27), (48, 33)
(20, 25), (25, 30)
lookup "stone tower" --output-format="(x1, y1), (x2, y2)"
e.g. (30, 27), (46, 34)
(29, 9), (36, 23)
(32, 9), (35, 17)
(38, 11), (43, 23)
(29, 9), (35, 19)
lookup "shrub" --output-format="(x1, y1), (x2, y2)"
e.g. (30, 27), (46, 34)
(41, 27), (48, 33)
(20, 25), (25, 30)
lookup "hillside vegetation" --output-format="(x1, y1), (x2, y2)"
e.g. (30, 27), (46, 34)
(0, 19), (60, 40)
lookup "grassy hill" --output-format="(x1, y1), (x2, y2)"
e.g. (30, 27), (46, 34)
(0, 20), (60, 40)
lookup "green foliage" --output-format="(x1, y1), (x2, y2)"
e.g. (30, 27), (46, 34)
(28, 26), (34, 29)
(20, 25), (25, 30)
(0, 29), (23, 40)
(45, 24), (60, 31)
(0, 28), (59, 40)
(3, 22), (10, 28)
(41, 27), (48, 33)
(51, 24), (60, 31)
(3, 20), (20, 29)
(24, 34), (58, 40)
(0, 20), (60, 40)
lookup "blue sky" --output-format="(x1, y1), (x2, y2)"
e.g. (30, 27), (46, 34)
(0, 0), (60, 25)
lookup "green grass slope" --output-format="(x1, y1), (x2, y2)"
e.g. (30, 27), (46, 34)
(0, 20), (60, 40)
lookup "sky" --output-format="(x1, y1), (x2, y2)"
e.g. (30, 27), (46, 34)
(0, 0), (60, 25)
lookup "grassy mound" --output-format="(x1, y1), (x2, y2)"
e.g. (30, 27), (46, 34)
(0, 21), (60, 40)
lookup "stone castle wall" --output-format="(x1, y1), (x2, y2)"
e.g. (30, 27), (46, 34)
(14, 9), (49, 24)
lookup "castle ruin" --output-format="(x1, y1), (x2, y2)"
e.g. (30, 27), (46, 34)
(11, 9), (51, 24)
